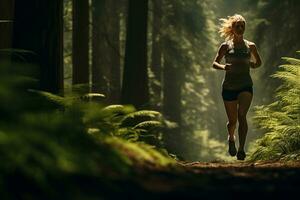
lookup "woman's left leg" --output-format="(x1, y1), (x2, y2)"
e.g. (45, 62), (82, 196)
(237, 91), (253, 152)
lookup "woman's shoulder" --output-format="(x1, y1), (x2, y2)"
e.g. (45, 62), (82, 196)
(220, 40), (233, 49)
(220, 41), (229, 47)
(244, 39), (256, 47)
(218, 41), (229, 52)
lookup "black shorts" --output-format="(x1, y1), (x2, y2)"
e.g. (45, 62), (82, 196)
(222, 86), (253, 101)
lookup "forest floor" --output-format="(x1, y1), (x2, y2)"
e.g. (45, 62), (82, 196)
(118, 160), (300, 200)
(10, 157), (300, 199)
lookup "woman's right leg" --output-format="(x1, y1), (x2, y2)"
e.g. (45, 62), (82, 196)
(223, 100), (238, 141)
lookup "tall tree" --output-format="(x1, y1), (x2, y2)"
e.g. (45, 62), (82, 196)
(0, 0), (14, 50)
(13, 0), (64, 94)
(72, 0), (89, 89)
(150, 0), (162, 109)
(162, 37), (184, 156)
(91, 0), (124, 103)
(108, 0), (122, 104)
(121, 0), (149, 108)
(91, 0), (108, 96)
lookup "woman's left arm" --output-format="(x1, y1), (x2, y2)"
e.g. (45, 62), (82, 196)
(249, 43), (262, 68)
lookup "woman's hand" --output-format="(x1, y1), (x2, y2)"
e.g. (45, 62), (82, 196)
(224, 63), (232, 71)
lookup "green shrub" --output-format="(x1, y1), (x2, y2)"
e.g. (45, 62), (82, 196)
(249, 52), (300, 161)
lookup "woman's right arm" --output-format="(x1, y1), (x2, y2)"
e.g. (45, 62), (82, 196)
(212, 43), (230, 70)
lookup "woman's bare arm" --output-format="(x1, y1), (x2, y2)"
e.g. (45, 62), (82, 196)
(212, 43), (231, 70)
(249, 43), (262, 68)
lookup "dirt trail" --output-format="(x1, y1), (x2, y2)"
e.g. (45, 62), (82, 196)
(129, 161), (300, 199)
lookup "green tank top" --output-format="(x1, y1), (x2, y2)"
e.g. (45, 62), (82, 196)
(222, 40), (253, 90)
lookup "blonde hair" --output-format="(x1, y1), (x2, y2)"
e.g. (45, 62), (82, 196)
(218, 14), (246, 41)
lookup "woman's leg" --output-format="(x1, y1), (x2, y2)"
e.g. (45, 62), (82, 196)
(223, 100), (238, 141)
(237, 92), (253, 152)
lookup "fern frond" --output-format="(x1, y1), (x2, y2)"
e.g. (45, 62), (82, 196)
(115, 128), (139, 141)
(101, 104), (135, 116)
(281, 57), (300, 65)
(272, 71), (299, 85)
(28, 89), (69, 107)
(81, 93), (105, 101)
(120, 110), (162, 127)
(133, 120), (163, 131)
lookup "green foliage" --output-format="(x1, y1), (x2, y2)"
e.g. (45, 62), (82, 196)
(248, 0), (300, 104)
(0, 54), (175, 198)
(120, 110), (162, 127)
(31, 88), (170, 148)
(28, 89), (69, 107)
(87, 106), (167, 147)
(0, 60), (131, 198)
(105, 137), (175, 167)
(248, 53), (300, 161)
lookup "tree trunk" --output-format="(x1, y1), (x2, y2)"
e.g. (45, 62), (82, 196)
(121, 0), (149, 109)
(162, 37), (184, 158)
(0, 0), (14, 50)
(150, 0), (162, 108)
(108, 0), (121, 104)
(13, 0), (63, 94)
(72, 0), (89, 91)
(91, 0), (108, 96)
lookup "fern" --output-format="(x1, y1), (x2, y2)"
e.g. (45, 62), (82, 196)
(281, 57), (300, 65)
(83, 105), (167, 147)
(28, 89), (70, 107)
(249, 52), (300, 161)
(120, 110), (162, 127)
(26, 88), (168, 148)
(101, 104), (136, 121)
(134, 120), (163, 130)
